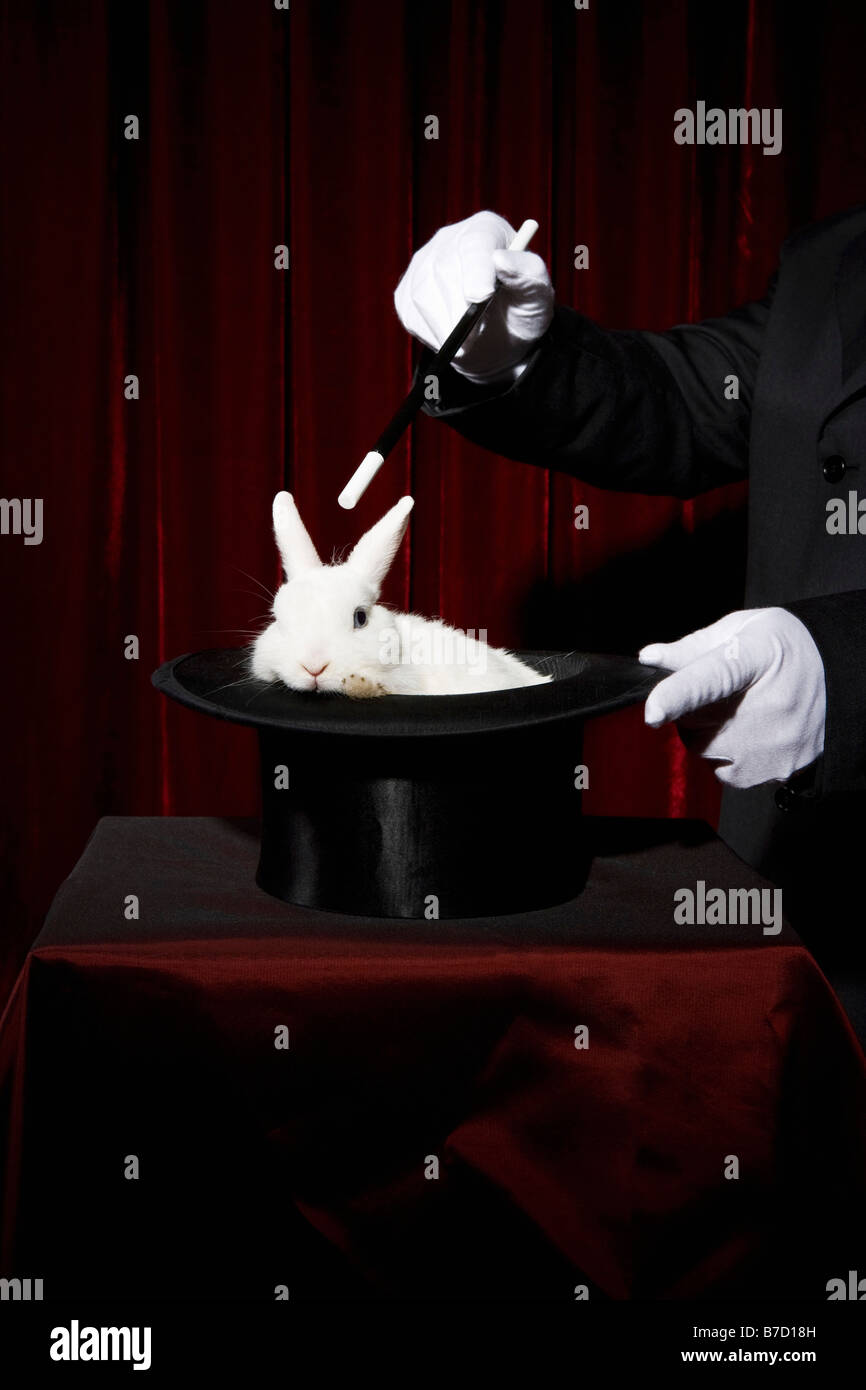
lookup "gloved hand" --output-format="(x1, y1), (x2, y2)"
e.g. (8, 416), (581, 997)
(639, 607), (826, 788)
(394, 210), (554, 383)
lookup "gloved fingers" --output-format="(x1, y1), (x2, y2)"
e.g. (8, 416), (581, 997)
(394, 222), (470, 349)
(491, 248), (551, 291)
(491, 250), (554, 337)
(640, 633), (711, 671)
(643, 608), (826, 790)
(394, 212), (544, 353)
(644, 645), (759, 726)
(711, 751), (783, 789)
(457, 213), (516, 302)
(432, 244), (475, 335)
(639, 610), (751, 672)
(396, 247), (495, 354)
(713, 760), (747, 787)
(673, 708), (754, 786)
(393, 262), (441, 350)
(407, 257), (465, 350)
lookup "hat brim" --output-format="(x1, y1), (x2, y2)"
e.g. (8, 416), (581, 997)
(152, 647), (669, 740)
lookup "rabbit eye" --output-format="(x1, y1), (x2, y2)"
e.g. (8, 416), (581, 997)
(353, 607), (368, 629)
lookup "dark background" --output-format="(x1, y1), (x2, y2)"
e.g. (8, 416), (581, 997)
(2, 0), (866, 1008)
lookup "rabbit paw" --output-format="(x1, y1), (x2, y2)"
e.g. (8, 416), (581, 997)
(341, 673), (387, 699)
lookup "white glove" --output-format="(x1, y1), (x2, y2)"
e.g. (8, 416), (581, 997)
(394, 210), (554, 383)
(639, 608), (826, 788)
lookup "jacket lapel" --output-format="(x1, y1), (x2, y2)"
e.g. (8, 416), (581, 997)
(823, 219), (866, 427)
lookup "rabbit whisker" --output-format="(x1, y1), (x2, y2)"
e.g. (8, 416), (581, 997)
(242, 678), (282, 707)
(232, 588), (277, 609)
(233, 565), (276, 597)
(204, 672), (260, 697)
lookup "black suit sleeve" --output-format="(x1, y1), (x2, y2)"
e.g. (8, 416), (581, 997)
(783, 591), (866, 797)
(419, 279), (776, 499)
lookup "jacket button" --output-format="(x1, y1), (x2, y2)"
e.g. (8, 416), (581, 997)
(823, 454), (847, 483)
(774, 784), (799, 811)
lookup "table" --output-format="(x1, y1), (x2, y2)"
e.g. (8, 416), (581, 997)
(1, 815), (865, 1301)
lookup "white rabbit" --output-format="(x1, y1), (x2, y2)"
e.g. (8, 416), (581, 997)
(250, 491), (552, 697)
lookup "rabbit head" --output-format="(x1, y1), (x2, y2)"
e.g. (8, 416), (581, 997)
(251, 490), (414, 694)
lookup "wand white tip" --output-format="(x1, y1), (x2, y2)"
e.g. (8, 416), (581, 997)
(338, 451), (385, 509)
(509, 218), (539, 252)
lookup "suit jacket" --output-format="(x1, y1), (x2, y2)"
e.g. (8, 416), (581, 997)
(419, 204), (866, 971)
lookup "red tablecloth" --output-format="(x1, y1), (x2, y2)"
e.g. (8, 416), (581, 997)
(1, 815), (864, 1301)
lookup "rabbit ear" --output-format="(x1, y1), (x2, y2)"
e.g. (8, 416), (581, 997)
(272, 491), (321, 578)
(347, 496), (414, 592)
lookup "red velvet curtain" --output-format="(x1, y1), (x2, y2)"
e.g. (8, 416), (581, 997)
(3, 0), (866, 1007)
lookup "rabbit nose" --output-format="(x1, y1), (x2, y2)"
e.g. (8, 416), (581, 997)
(302, 662), (329, 678)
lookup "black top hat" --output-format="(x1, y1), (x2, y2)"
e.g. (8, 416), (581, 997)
(153, 647), (667, 919)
